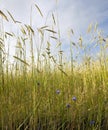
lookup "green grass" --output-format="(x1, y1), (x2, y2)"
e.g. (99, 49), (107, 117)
(1, 66), (108, 130)
(0, 5), (108, 130)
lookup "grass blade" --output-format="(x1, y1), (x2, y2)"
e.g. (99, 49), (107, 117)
(40, 26), (48, 29)
(52, 13), (56, 25)
(87, 23), (92, 33)
(5, 32), (13, 37)
(45, 29), (57, 34)
(13, 56), (30, 66)
(0, 10), (8, 21)
(7, 10), (16, 23)
(58, 67), (68, 76)
(7, 10), (21, 24)
(50, 36), (58, 40)
(71, 29), (74, 35)
(35, 4), (43, 17)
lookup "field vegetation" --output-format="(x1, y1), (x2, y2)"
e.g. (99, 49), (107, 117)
(0, 3), (108, 130)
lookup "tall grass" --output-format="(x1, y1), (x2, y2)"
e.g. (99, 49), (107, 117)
(0, 4), (108, 130)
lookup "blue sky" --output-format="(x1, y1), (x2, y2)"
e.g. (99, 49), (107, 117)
(1, 0), (108, 33)
(0, 0), (108, 62)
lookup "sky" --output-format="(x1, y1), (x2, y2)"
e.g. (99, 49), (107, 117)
(0, 0), (108, 62)
(0, 0), (108, 32)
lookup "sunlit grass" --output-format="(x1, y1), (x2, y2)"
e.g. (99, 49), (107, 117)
(0, 4), (108, 130)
